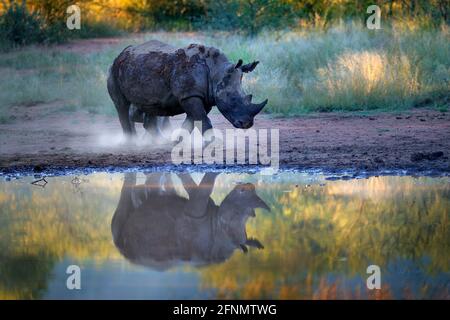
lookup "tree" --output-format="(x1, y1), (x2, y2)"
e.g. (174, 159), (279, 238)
(205, 0), (296, 36)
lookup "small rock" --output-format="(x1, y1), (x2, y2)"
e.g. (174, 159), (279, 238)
(428, 151), (444, 160)
(411, 151), (444, 162)
(374, 157), (384, 164)
(33, 165), (44, 172)
(411, 153), (426, 162)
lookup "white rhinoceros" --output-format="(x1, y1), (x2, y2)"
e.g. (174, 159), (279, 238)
(107, 40), (268, 137)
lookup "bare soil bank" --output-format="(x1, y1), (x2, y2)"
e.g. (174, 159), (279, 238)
(0, 104), (449, 175)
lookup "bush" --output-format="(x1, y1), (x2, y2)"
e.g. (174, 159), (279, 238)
(0, 1), (122, 50)
(0, 0), (45, 48)
(200, 0), (296, 36)
(0, 0), (73, 49)
(76, 20), (123, 39)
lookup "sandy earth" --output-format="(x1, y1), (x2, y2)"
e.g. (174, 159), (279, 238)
(0, 101), (449, 175)
(0, 38), (449, 176)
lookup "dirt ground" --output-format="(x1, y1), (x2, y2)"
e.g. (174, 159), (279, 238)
(0, 102), (449, 175)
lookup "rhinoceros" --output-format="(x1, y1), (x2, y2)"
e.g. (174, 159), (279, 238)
(107, 40), (268, 138)
(111, 172), (269, 270)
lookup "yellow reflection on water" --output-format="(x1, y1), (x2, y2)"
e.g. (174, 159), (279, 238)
(0, 173), (448, 299)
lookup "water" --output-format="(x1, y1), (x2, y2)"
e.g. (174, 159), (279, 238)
(0, 171), (449, 299)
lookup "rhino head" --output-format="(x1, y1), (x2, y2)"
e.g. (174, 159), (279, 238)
(216, 182), (269, 252)
(215, 59), (268, 129)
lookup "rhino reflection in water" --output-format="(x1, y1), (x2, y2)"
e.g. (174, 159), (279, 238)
(111, 173), (269, 270)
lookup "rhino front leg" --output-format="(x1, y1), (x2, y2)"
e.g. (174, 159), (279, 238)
(180, 97), (212, 134)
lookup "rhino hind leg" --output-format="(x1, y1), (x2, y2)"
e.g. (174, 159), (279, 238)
(143, 114), (171, 144)
(129, 105), (144, 123)
(159, 116), (172, 136)
(107, 72), (136, 137)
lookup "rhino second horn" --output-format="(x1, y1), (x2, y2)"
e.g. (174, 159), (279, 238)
(245, 94), (253, 104)
(241, 61), (259, 73)
(250, 99), (268, 115)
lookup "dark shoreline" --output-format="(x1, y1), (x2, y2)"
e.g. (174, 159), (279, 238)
(1, 162), (449, 180)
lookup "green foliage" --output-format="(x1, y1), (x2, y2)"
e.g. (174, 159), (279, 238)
(0, 0), (45, 48)
(119, 0), (449, 33)
(0, 0), (73, 49)
(0, 0), (121, 49)
(123, 0), (205, 31)
(2, 0), (450, 47)
(76, 20), (123, 39)
(201, 0), (295, 36)
(28, 0), (75, 24)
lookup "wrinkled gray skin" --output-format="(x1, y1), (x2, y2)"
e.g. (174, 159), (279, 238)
(107, 40), (268, 137)
(111, 172), (269, 270)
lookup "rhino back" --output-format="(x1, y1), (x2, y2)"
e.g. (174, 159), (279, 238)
(129, 40), (177, 55)
(116, 44), (174, 108)
(113, 40), (210, 115)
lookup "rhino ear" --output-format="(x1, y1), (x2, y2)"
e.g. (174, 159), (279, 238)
(241, 61), (259, 73)
(235, 59), (243, 69)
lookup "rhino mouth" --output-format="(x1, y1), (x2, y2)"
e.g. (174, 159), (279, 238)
(217, 97), (268, 129)
(232, 120), (253, 129)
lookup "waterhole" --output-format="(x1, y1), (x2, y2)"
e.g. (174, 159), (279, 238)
(0, 171), (448, 299)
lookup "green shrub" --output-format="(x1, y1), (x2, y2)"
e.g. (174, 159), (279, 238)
(0, 0), (73, 49)
(0, 0), (45, 48)
(200, 0), (296, 36)
(76, 21), (123, 39)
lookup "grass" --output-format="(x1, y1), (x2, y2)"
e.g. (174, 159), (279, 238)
(0, 48), (116, 115)
(0, 23), (448, 118)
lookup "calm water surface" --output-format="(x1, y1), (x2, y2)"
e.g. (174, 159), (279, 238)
(0, 171), (449, 299)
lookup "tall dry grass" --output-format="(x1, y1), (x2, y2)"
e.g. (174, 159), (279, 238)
(0, 23), (448, 119)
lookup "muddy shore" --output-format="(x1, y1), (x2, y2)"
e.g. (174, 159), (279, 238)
(0, 104), (449, 176)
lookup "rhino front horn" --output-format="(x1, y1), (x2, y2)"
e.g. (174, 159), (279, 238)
(250, 99), (268, 115)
